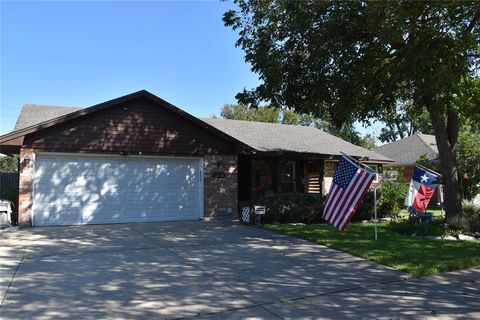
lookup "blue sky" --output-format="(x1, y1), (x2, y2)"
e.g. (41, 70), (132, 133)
(0, 1), (380, 138)
(0, 0), (260, 134)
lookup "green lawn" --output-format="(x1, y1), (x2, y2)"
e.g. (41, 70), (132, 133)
(264, 222), (480, 276)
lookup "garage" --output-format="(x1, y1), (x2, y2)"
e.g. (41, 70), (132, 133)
(33, 153), (203, 226)
(1, 91), (244, 226)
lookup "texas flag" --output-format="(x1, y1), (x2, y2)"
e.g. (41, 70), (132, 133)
(405, 166), (441, 213)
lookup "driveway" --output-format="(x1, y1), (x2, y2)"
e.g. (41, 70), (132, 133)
(1, 220), (479, 319)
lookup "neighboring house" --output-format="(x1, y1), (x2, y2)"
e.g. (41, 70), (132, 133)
(0, 90), (391, 227)
(374, 133), (438, 180)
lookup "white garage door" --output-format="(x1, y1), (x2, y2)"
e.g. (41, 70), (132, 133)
(33, 153), (203, 226)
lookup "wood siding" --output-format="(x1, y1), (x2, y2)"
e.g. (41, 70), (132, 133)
(23, 96), (237, 155)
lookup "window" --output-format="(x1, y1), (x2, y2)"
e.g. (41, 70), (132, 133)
(280, 161), (296, 193)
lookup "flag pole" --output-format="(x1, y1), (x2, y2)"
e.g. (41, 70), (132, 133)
(374, 186), (378, 241)
(438, 184), (445, 218)
(415, 163), (442, 177)
(340, 152), (378, 241)
(339, 152), (376, 173)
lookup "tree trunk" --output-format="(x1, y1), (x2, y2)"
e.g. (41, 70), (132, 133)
(428, 110), (463, 220)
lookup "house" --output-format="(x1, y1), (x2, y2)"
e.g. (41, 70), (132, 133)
(0, 90), (392, 227)
(374, 133), (438, 180)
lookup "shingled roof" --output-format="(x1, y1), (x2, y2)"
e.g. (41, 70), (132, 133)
(6, 99), (392, 162)
(374, 133), (438, 166)
(202, 118), (391, 162)
(14, 104), (81, 131)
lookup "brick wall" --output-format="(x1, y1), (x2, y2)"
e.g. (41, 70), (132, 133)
(203, 155), (238, 218)
(18, 148), (34, 226)
(403, 166), (415, 180)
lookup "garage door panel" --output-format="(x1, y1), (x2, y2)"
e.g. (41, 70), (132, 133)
(33, 154), (202, 226)
(123, 201), (177, 210)
(35, 208), (82, 225)
(87, 208), (124, 222)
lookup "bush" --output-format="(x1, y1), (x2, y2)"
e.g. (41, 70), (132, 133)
(388, 202), (480, 237)
(447, 216), (470, 236)
(378, 180), (409, 219)
(262, 182), (412, 225)
(351, 190), (376, 221)
(445, 202), (480, 234)
(457, 202), (480, 233)
(262, 191), (377, 224)
(353, 175), (411, 222)
(263, 194), (326, 224)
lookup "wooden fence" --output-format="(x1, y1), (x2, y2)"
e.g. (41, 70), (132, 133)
(0, 172), (18, 202)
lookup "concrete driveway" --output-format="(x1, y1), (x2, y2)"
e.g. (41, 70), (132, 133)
(1, 220), (479, 319)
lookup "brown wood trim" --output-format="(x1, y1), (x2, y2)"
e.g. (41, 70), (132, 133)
(252, 151), (393, 163)
(0, 90), (256, 154)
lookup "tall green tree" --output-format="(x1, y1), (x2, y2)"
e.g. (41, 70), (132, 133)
(418, 125), (480, 201)
(224, 1), (480, 220)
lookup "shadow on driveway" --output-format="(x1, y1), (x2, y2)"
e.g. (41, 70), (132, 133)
(1, 220), (478, 319)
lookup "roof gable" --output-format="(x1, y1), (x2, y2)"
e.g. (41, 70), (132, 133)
(0, 90), (253, 154)
(374, 133), (438, 166)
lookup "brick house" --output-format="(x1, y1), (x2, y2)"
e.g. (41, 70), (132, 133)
(0, 90), (391, 227)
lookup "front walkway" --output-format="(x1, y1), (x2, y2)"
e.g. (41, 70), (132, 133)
(1, 220), (478, 319)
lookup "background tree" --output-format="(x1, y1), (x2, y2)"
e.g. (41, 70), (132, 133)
(0, 156), (17, 173)
(455, 127), (480, 201)
(224, 1), (480, 220)
(220, 104), (280, 123)
(360, 134), (377, 150)
(219, 104), (375, 148)
(378, 101), (433, 143)
(316, 120), (376, 149)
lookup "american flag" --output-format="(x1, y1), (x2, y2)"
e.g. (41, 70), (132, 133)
(323, 156), (376, 231)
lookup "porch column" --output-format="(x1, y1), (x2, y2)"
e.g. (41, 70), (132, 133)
(274, 157), (281, 194)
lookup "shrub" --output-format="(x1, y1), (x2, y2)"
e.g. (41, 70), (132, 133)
(351, 190), (377, 221)
(263, 194), (326, 224)
(458, 202), (480, 233)
(378, 180), (409, 219)
(388, 202), (480, 237)
(447, 216), (470, 236)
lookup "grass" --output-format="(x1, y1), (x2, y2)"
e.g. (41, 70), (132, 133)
(263, 222), (480, 277)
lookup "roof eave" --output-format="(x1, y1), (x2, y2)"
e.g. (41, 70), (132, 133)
(0, 90), (258, 155)
(0, 145), (21, 155)
(251, 150), (393, 162)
